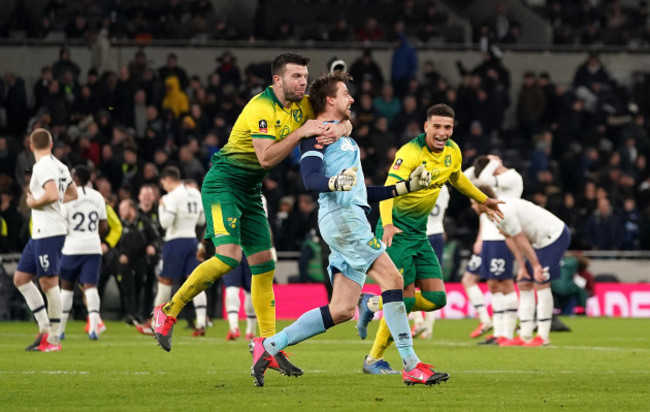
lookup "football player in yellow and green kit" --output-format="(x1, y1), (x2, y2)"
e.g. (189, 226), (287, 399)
(152, 53), (350, 377)
(357, 103), (504, 374)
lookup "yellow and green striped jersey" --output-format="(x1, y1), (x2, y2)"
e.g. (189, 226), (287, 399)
(212, 86), (314, 178)
(379, 134), (486, 238)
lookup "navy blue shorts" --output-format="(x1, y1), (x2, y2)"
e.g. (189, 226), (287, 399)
(525, 225), (572, 284)
(223, 252), (252, 292)
(465, 253), (482, 276)
(17, 235), (65, 277)
(160, 238), (199, 280)
(428, 234), (444, 267)
(60, 254), (102, 285)
(480, 240), (515, 280)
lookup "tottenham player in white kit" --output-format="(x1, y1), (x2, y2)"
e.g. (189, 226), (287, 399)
(59, 165), (108, 340)
(14, 128), (78, 352)
(410, 184), (450, 339)
(153, 166), (208, 334)
(475, 185), (571, 346)
(464, 155), (523, 345)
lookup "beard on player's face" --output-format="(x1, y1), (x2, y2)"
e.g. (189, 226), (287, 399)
(282, 78), (305, 102)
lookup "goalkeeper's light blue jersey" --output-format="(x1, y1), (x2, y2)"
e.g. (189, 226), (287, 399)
(300, 122), (368, 218)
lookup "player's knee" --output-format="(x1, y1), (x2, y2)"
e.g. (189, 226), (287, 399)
(404, 297), (416, 312)
(422, 291), (447, 309)
(330, 304), (356, 323)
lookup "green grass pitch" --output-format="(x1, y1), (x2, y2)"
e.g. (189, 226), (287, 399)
(0, 317), (647, 411)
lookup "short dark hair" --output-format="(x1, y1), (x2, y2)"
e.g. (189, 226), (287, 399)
(272, 53), (310, 77)
(160, 166), (181, 181)
(308, 71), (353, 116)
(477, 184), (496, 199)
(72, 165), (91, 186)
(30, 128), (52, 150)
(473, 155), (490, 176)
(426, 103), (455, 120)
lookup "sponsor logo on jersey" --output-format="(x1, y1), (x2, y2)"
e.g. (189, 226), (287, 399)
(445, 155), (451, 167)
(431, 168), (440, 179)
(258, 120), (268, 133)
(280, 126), (290, 139)
(393, 158), (403, 170)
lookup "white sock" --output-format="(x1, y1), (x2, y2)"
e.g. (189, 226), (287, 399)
(45, 286), (62, 345)
(503, 291), (518, 340)
(225, 286), (241, 332)
(367, 295), (381, 312)
(518, 289), (536, 340)
(60, 289), (74, 336)
(424, 311), (436, 338)
(467, 285), (491, 326)
(18, 282), (50, 333)
(154, 283), (172, 308)
(536, 288), (554, 342)
(244, 291), (257, 336)
(410, 310), (424, 325)
(491, 292), (505, 338)
(193, 291), (207, 329)
(85, 287), (101, 334)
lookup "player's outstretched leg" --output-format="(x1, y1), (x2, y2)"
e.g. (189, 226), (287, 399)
(363, 355), (399, 375)
(356, 293), (376, 339)
(152, 304), (177, 352)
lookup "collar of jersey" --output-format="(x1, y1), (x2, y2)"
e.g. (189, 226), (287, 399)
(266, 86), (294, 111)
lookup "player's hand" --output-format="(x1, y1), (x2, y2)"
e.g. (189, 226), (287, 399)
(119, 254), (128, 265)
(480, 198), (505, 222)
(315, 122), (344, 146)
(395, 165), (431, 195)
(516, 266), (531, 281)
(382, 224), (402, 248)
(533, 265), (549, 283)
(26, 193), (36, 209)
(146, 245), (156, 256)
(328, 167), (357, 191)
(300, 120), (326, 141)
(101, 243), (109, 255)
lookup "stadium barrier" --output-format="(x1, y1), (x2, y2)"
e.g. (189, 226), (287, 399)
(223, 283), (650, 319)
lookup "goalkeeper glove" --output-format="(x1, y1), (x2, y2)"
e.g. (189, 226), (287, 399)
(395, 165), (431, 195)
(328, 167), (358, 191)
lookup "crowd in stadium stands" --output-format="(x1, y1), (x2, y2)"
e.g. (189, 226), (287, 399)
(0, 1), (649, 259)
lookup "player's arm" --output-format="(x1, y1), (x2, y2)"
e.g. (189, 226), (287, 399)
(449, 170), (504, 222)
(366, 165), (431, 202)
(158, 195), (175, 230)
(503, 234), (530, 281)
(475, 158), (500, 187)
(27, 180), (60, 208)
(299, 138), (357, 192)
(102, 203), (123, 252)
(253, 118), (329, 169)
(63, 181), (78, 203)
(498, 216), (544, 282)
(98, 220), (108, 238)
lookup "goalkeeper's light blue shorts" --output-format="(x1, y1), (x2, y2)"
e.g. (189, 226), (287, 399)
(319, 205), (386, 287)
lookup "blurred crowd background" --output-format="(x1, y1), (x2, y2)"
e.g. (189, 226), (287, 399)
(1, 0), (649, 266)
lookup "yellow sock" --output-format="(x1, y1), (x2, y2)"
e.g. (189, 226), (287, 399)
(369, 317), (393, 360)
(163, 256), (234, 318)
(412, 290), (446, 311)
(251, 261), (276, 337)
(412, 291), (437, 311)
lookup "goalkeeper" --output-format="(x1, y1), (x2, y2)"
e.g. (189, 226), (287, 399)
(250, 71), (450, 387)
(357, 103), (505, 375)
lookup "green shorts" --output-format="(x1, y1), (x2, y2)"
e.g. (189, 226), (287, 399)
(376, 226), (443, 287)
(201, 165), (272, 256)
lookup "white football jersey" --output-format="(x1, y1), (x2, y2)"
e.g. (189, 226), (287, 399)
(159, 183), (205, 240)
(30, 155), (72, 239)
(466, 165), (524, 241)
(62, 186), (107, 255)
(495, 198), (566, 249)
(426, 184), (449, 236)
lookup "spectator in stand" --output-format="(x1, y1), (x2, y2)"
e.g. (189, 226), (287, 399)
(373, 85), (401, 128)
(349, 49), (384, 96)
(584, 196), (623, 250)
(162, 76), (189, 119)
(357, 16), (384, 42)
(517, 72), (546, 139)
(215, 52), (241, 91)
(158, 53), (189, 91)
(2, 72), (28, 137)
(52, 46), (81, 84)
(391, 29), (418, 99)
(64, 12), (89, 39)
(329, 17), (353, 42)
(573, 52), (612, 90)
(620, 197), (640, 250)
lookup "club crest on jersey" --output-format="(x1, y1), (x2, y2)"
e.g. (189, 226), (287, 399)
(444, 155), (451, 167)
(393, 158), (403, 170)
(227, 217), (238, 229)
(258, 120), (268, 133)
(367, 237), (381, 250)
(293, 108), (303, 122)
